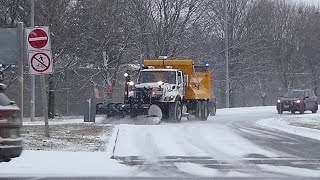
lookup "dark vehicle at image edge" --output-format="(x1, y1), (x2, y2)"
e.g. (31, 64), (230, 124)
(277, 89), (318, 114)
(0, 84), (23, 162)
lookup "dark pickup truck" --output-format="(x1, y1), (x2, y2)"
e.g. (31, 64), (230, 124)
(0, 84), (22, 162)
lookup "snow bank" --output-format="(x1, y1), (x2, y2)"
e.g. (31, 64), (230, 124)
(0, 151), (138, 177)
(259, 164), (320, 177)
(257, 117), (320, 141)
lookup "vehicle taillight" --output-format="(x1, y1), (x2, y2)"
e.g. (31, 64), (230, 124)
(0, 110), (20, 125)
(0, 111), (6, 119)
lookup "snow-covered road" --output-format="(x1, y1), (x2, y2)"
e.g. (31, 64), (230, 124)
(1, 106), (320, 179)
(111, 106), (320, 178)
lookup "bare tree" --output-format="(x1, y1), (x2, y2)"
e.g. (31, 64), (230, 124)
(34, 0), (77, 118)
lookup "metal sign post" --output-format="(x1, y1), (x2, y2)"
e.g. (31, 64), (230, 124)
(18, 22), (24, 121)
(30, 0), (35, 122)
(26, 26), (52, 138)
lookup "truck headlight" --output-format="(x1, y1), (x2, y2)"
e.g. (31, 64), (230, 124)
(277, 99), (281, 103)
(128, 81), (135, 86)
(295, 100), (301, 103)
(157, 81), (164, 86)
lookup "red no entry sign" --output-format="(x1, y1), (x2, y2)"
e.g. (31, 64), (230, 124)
(28, 29), (48, 49)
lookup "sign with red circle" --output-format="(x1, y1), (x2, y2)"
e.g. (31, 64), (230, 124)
(28, 29), (48, 49)
(26, 27), (53, 75)
(28, 50), (53, 75)
(26, 27), (50, 51)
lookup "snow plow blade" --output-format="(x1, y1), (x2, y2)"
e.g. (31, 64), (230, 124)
(96, 103), (162, 125)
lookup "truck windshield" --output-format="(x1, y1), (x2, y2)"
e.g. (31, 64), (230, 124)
(138, 71), (176, 84)
(284, 91), (304, 98)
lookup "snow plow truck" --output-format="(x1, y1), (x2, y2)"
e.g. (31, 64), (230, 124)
(96, 58), (216, 124)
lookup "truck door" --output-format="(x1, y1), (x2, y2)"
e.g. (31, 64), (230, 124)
(177, 71), (184, 97)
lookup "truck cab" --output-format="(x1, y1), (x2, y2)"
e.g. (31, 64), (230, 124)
(129, 68), (185, 103)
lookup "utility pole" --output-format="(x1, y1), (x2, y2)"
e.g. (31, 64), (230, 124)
(224, 0), (230, 108)
(30, 0), (36, 121)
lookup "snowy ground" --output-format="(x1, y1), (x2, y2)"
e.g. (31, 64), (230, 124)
(0, 151), (140, 177)
(1, 106), (320, 178)
(21, 116), (113, 151)
(257, 109), (320, 141)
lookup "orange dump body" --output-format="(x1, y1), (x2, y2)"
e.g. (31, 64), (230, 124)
(144, 60), (210, 100)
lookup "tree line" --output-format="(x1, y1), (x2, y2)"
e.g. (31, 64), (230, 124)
(1, 0), (320, 116)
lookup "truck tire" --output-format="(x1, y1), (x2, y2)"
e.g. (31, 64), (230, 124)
(169, 100), (182, 123)
(299, 104), (305, 114)
(200, 101), (209, 121)
(312, 103), (318, 113)
(210, 104), (216, 116)
(195, 101), (202, 119)
(208, 100), (216, 116)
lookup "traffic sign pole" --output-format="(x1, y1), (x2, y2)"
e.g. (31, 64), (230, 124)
(27, 3), (51, 136)
(18, 22), (24, 121)
(41, 74), (50, 137)
(30, 0), (35, 122)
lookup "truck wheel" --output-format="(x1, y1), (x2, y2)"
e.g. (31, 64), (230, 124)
(195, 101), (202, 119)
(130, 112), (138, 118)
(312, 103), (318, 113)
(210, 104), (216, 116)
(299, 104), (305, 114)
(208, 100), (216, 116)
(200, 101), (209, 120)
(169, 100), (182, 123)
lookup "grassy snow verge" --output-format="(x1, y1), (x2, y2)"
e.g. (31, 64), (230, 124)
(21, 117), (114, 152)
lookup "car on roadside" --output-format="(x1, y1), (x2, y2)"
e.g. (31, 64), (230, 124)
(0, 84), (23, 162)
(276, 89), (318, 114)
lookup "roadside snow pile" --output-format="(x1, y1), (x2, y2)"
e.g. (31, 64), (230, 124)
(259, 164), (320, 177)
(257, 113), (320, 141)
(284, 114), (320, 130)
(0, 151), (139, 177)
